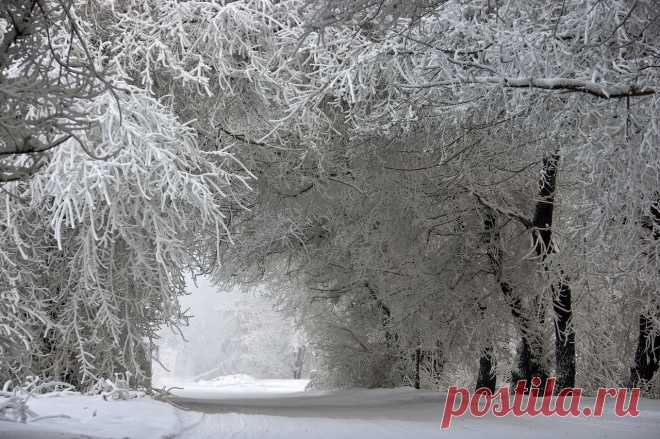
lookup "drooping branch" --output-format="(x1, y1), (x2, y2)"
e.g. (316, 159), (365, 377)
(502, 77), (654, 99)
(404, 77), (655, 99)
(0, 1), (119, 184)
(0, 1), (38, 74)
(470, 190), (533, 229)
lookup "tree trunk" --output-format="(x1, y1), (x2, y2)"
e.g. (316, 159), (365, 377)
(293, 345), (306, 379)
(553, 280), (575, 389)
(475, 298), (497, 392)
(629, 199), (660, 388)
(476, 342), (497, 392)
(510, 323), (549, 392)
(414, 345), (421, 389)
(482, 208), (546, 390)
(531, 153), (575, 392)
(629, 313), (660, 387)
(365, 282), (397, 349)
(141, 347), (153, 390)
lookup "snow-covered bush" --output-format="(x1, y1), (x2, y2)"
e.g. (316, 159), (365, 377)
(0, 377), (74, 423)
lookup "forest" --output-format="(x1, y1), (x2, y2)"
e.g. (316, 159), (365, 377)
(1, 0), (659, 401)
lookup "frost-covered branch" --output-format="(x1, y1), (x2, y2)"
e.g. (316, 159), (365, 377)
(403, 77), (655, 99)
(470, 190), (533, 229)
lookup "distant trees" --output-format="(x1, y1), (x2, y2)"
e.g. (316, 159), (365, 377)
(298, 0), (659, 393)
(156, 285), (301, 381)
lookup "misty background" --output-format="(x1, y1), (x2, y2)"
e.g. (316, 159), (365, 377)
(153, 276), (307, 385)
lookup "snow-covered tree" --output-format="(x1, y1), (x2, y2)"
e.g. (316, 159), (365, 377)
(3, 0), (660, 395)
(0, 0), (113, 182)
(1, 0), (255, 387)
(213, 0), (660, 392)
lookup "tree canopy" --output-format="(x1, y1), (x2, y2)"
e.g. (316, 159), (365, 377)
(1, 0), (659, 394)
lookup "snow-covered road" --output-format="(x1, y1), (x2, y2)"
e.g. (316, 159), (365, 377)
(1, 377), (659, 439)
(169, 384), (660, 439)
(169, 379), (445, 421)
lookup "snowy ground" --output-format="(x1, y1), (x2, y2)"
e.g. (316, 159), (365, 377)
(1, 375), (659, 439)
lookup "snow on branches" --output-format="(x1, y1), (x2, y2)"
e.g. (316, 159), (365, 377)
(2, 0), (660, 394)
(0, 0), (258, 384)
(1, 86), (252, 385)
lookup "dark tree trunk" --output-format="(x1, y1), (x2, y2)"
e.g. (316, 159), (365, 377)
(414, 345), (421, 389)
(478, 210), (503, 390)
(500, 281), (546, 387)
(510, 322), (549, 392)
(476, 342), (497, 392)
(482, 208), (546, 390)
(476, 305), (497, 391)
(553, 280), (575, 389)
(531, 153), (575, 392)
(365, 282), (397, 349)
(629, 199), (660, 388)
(139, 339), (153, 390)
(629, 313), (660, 387)
(365, 281), (405, 386)
(476, 298), (497, 392)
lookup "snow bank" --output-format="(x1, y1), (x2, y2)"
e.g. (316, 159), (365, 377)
(195, 373), (258, 387)
(169, 375), (310, 399)
(0, 393), (179, 439)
